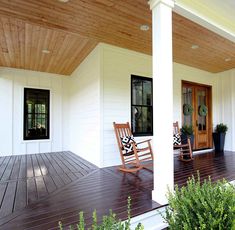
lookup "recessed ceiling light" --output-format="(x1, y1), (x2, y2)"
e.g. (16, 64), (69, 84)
(191, 44), (199, 49)
(58, 0), (69, 2)
(225, 58), (231, 62)
(140, 24), (150, 31)
(42, 49), (50, 54)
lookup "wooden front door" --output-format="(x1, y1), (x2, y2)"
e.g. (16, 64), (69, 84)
(182, 81), (212, 150)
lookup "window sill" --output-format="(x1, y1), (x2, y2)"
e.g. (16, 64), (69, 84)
(133, 134), (153, 137)
(22, 139), (51, 143)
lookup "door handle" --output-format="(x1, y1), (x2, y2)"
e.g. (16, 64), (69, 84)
(196, 120), (198, 126)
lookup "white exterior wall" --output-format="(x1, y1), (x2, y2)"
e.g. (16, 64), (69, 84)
(100, 44), (220, 167)
(1, 44), (234, 162)
(101, 44), (152, 167)
(67, 46), (102, 167)
(216, 69), (235, 151)
(0, 68), (67, 156)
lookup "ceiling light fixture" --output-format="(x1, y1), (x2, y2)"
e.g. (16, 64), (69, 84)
(42, 49), (50, 54)
(58, 0), (69, 2)
(140, 24), (150, 31)
(225, 58), (231, 62)
(191, 44), (199, 49)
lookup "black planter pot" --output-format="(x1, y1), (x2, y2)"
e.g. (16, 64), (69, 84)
(181, 133), (194, 149)
(213, 132), (226, 152)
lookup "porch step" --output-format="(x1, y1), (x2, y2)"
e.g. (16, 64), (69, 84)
(130, 206), (168, 230)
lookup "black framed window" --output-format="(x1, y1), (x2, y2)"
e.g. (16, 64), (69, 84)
(24, 88), (50, 140)
(131, 75), (153, 136)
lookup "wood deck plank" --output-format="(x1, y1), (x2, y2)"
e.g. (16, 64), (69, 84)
(35, 154), (48, 176)
(10, 155), (21, 180)
(27, 178), (38, 204)
(0, 181), (17, 218)
(0, 156), (6, 167)
(0, 157), (11, 181)
(35, 177), (48, 199)
(31, 154), (42, 177)
(43, 175), (57, 194)
(0, 156), (14, 182)
(0, 183), (7, 208)
(26, 155), (34, 178)
(14, 180), (27, 211)
(0, 151), (234, 229)
(18, 155), (26, 179)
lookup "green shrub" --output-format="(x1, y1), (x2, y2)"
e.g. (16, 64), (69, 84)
(164, 174), (235, 230)
(58, 196), (144, 230)
(215, 123), (228, 133)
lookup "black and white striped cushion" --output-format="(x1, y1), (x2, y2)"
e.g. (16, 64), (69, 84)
(173, 133), (181, 145)
(121, 135), (135, 154)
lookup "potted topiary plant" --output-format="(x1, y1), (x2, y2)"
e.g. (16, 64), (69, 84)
(213, 123), (228, 152)
(181, 124), (194, 148)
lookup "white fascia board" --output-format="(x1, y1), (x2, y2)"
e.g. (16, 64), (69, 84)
(174, 1), (235, 43)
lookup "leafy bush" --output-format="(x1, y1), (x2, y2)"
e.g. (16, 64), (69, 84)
(58, 196), (144, 230)
(215, 123), (228, 133)
(181, 124), (194, 135)
(164, 173), (235, 230)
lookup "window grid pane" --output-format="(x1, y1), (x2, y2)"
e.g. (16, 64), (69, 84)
(24, 88), (50, 140)
(131, 75), (153, 136)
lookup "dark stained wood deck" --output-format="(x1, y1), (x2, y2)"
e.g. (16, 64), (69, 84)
(0, 152), (97, 218)
(0, 150), (234, 229)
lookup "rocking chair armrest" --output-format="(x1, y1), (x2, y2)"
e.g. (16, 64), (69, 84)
(136, 139), (152, 145)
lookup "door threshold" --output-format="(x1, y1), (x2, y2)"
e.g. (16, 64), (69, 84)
(193, 148), (214, 155)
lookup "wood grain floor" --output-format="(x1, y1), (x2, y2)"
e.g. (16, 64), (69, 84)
(0, 150), (234, 229)
(0, 151), (97, 219)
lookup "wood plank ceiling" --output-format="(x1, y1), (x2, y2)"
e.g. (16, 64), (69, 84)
(0, 0), (234, 75)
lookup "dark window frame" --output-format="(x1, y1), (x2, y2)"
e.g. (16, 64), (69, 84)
(23, 88), (50, 140)
(131, 75), (153, 137)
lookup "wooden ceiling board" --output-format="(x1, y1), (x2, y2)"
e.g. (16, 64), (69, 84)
(0, 0), (234, 75)
(173, 13), (235, 73)
(0, 16), (97, 75)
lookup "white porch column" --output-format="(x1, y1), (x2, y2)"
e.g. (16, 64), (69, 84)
(149, 0), (174, 205)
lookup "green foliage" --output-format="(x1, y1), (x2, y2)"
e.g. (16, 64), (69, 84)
(181, 124), (194, 135)
(58, 196), (144, 230)
(215, 123), (228, 133)
(164, 173), (235, 230)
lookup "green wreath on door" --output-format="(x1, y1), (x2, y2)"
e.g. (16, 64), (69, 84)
(198, 104), (208, 116)
(183, 104), (193, 116)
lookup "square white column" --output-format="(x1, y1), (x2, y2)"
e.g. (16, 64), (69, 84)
(149, 0), (174, 205)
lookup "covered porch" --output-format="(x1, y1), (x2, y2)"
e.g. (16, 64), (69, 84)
(0, 151), (234, 229)
(0, 0), (235, 229)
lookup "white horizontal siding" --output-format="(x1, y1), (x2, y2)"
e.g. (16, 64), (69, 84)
(68, 46), (101, 167)
(101, 44), (152, 167)
(99, 43), (226, 167)
(215, 69), (235, 151)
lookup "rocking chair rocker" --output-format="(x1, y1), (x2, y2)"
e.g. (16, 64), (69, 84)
(113, 122), (153, 172)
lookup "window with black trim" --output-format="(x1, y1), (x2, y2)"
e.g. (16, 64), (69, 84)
(24, 88), (50, 140)
(131, 75), (153, 136)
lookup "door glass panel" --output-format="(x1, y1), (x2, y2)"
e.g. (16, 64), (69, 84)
(197, 90), (206, 131)
(182, 87), (193, 126)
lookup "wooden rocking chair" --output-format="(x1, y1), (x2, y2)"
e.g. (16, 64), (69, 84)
(113, 122), (154, 172)
(173, 121), (193, 161)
